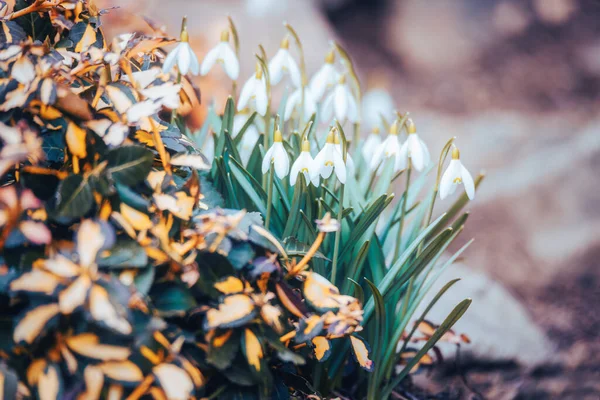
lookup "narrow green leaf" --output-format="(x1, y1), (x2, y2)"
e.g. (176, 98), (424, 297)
(382, 299), (472, 398)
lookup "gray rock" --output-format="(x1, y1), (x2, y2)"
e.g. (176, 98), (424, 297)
(411, 262), (556, 366)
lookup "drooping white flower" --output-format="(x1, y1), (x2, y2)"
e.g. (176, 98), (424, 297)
(321, 74), (359, 124)
(233, 110), (261, 165)
(440, 146), (475, 200)
(314, 129), (346, 184)
(238, 63), (269, 116)
(262, 129), (290, 179)
(361, 87), (395, 130)
(284, 86), (317, 122)
(370, 120), (402, 172)
(398, 119), (430, 171)
(334, 133), (355, 179)
(290, 139), (319, 186)
(309, 49), (340, 100)
(268, 36), (301, 87)
(162, 18), (199, 76)
(200, 30), (239, 80)
(362, 126), (382, 161)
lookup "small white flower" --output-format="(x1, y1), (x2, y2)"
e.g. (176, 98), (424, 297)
(321, 74), (359, 124)
(162, 21), (199, 76)
(334, 134), (355, 179)
(290, 139), (319, 186)
(362, 126), (382, 161)
(200, 30), (239, 80)
(398, 120), (430, 171)
(309, 50), (340, 100)
(370, 121), (402, 172)
(262, 129), (290, 179)
(284, 86), (317, 122)
(440, 146), (475, 200)
(269, 36), (301, 87)
(238, 63), (269, 116)
(314, 129), (346, 184)
(233, 111), (261, 165)
(361, 87), (395, 130)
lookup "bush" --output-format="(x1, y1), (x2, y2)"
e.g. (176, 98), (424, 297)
(0, 1), (481, 399)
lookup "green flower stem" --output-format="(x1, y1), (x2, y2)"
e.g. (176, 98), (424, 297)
(394, 159), (412, 260)
(265, 163), (275, 229)
(330, 182), (345, 285)
(352, 122), (360, 150)
(170, 72), (182, 124)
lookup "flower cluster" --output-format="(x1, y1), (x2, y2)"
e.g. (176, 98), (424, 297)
(0, 2), (370, 399)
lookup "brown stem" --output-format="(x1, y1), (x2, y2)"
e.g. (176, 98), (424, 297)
(288, 232), (325, 276)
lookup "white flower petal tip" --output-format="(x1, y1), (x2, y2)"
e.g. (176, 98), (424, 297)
(314, 130), (347, 184)
(162, 42), (200, 76)
(439, 147), (475, 201)
(290, 140), (319, 187)
(200, 30), (239, 80)
(262, 130), (290, 179)
(320, 74), (358, 125)
(238, 63), (268, 116)
(268, 37), (301, 87)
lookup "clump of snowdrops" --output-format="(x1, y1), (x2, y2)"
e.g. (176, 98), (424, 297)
(0, 1), (482, 399)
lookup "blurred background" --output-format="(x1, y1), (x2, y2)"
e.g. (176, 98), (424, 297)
(99, 0), (600, 398)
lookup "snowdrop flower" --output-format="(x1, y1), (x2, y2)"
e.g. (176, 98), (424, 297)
(284, 85), (317, 122)
(290, 138), (319, 186)
(200, 30), (239, 80)
(440, 146), (475, 200)
(362, 87), (395, 130)
(233, 110), (260, 165)
(398, 119), (430, 171)
(238, 63), (268, 116)
(262, 129), (290, 179)
(162, 17), (199, 76)
(334, 132), (355, 179)
(269, 36), (301, 87)
(309, 49), (339, 100)
(362, 126), (382, 161)
(370, 120), (402, 172)
(314, 129), (346, 184)
(321, 74), (359, 124)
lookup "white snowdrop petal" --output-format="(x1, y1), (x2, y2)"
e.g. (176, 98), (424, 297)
(200, 45), (220, 76)
(162, 45), (179, 73)
(461, 164), (476, 200)
(286, 53), (302, 87)
(284, 89), (301, 121)
(222, 44), (240, 80)
(255, 81), (269, 116)
(262, 146), (275, 174)
(408, 136), (425, 171)
(439, 166), (454, 200)
(333, 151), (347, 184)
(321, 92), (334, 122)
(268, 50), (285, 85)
(177, 43), (191, 75)
(274, 145), (290, 178)
(334, 84), (348, 122)
(238, 77), (255, 111)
